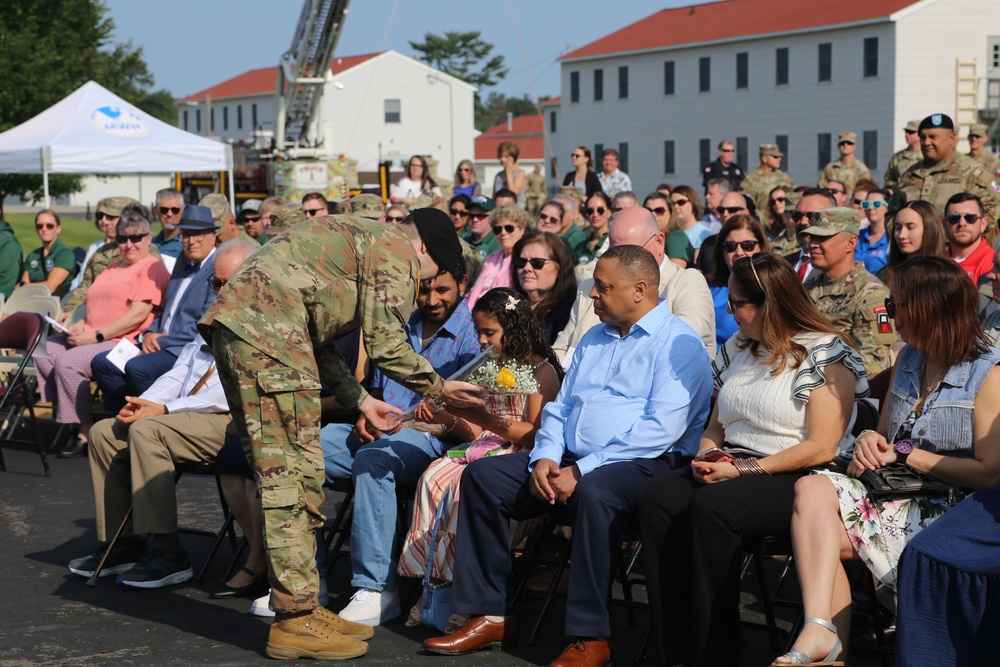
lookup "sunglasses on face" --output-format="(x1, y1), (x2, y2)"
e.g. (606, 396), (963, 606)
(242, 214), (261, 223)
(861, 200), (887, 209)
(791, 210), (815, 223)
(771, 196), (786, 204)
(722, 239), (760, 253)
(945, 212), (981, 225)
(116, 233), (148, 245)
(208, 276), (227, 291)
(720, 148), (735, 153)
(584, 206), (606, 216)
(719, 206), (746, 215)
(449, 209), (469, 218)
(537, 213), (561, 224)
(470, 212), (490, 221)
(385, 215), (406, 223)
(727, 296), (753, 312)
(492, 224), (518, 235)
(672, 198), (690, 206)
(158, 206), (182, 215)
(645, 206), (668, 216)
(825, 187), (845, 195)
(459, 167), (471, 172)
(571, 153), (584, 159)
(95, 211), (118, 221)
(884, 297), (906, 319)
(852, 198), (866, 206)
(303, 208), (327, 217)
(35, 223), (57, 230)
(904, 129), (917, 135)
(514, 257), (557, 270)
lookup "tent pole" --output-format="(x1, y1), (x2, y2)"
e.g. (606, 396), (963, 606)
(43, 170), (50, 208)
(228, 170), (235, 206)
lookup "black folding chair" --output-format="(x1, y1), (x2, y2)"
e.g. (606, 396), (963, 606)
(0, 312), (49, 476)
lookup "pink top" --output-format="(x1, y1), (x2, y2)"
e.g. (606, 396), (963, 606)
(84, 255), (170, 341)
(466, 250), (513, 308)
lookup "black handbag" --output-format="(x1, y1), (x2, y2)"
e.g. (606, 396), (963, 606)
(857, 464), (953, 497)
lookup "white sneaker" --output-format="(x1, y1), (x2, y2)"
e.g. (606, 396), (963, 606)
(338, 587), (400, 626)
(250, 590), (274, 618)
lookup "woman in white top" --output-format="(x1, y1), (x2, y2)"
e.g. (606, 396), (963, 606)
(390, 155), (443, 207)
(635, 253), (868, 667)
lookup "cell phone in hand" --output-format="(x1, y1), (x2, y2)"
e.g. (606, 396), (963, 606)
(694, 447), (731, 463)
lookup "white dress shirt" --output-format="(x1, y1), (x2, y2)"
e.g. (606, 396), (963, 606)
(139, 334), (228, 414)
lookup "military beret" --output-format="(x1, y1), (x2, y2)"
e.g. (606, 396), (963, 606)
(760, 143), (783, 157)
(969, 123), (990, 138)
(101, 196), (140, 216)
(199, 193), (234, 226)
(838, 131), (857, 144)
(800, 207), (862, 238)
(918, 114), (955, 132)
(349, 193), (385, 220)
(411, 207), (463, 277)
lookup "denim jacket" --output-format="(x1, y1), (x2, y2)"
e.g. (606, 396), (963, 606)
(886, 344), (1000, 455)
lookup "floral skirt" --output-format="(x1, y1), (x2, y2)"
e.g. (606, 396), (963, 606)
(816, 470), (954, 597)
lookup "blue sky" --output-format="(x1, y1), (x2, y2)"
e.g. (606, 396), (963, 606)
(104, 0), (706, 101)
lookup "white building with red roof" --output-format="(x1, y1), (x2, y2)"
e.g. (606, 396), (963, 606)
(175, 50), (476, 178)
(548, 0), (1000, 194)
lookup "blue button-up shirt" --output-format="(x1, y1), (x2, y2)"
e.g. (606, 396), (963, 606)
(152, 230), (183, 259)
(855, 228), (889, 276)
(530, 299), (713, 476)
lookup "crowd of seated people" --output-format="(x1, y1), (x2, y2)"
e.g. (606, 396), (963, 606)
(20, 113), (1000, 666)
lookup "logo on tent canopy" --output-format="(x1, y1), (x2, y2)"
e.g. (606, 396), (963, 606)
(90, 106), (149, 138)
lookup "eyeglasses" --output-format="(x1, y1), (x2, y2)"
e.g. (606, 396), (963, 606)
(645, 206), (668, 216)
(470, 212), (490, 221)
(458, 167), (471, 172)
(492, 224), (518, 235)
(95, 211), (118, 221)
(242, 214), (261, 223)
(537, 213), (561, 224)
(116, 233), (149, 244)
(770, 196), (786, 204)
(672, 198), (690, 207)
(208, 276), (227, 291)
(35, 223), (57, 230)
(904, 129), (917, 135)
(584, 206), (607, 216)
(861, 200), (887, 210)
(181, 230), (214, 239)
(884, 297), (907, 319)
(514, 257), (558, 270)
(722, 239), (760, 253)
(719, 206), (746, 215)
(571, 153), (584, 159)
(449, 209), (469, 218)
(727, 296), (753, 312)
(945, 212), (981, 225)
(852, 198), (866, 206)
(825, 187), (845, 195)
(303, 208), (327, 218)
(409, 163), (423, 169)
(720, 148), (735, 153)
(385, 215), (406, 223)
(838, 142), (853, 147)
(791, 210), (815, 223)
(158, 206), (182, 215)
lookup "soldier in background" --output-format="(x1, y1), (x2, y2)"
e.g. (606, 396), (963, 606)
(889, 113), (1000, 244)
(525, 164), (547, 217)
(257, 195), (287, 243)
(347, 193), (384, 220)
(200, 193), (250, 245)
(199, 208), (483, 660)
(968, 123), (1000, 178)
(702, 140), (744, 194)
(819, 132), (871, 196)
(740, 143), (794, 214)
(801, 207), (895, 377)
(883, 120), (922, 190)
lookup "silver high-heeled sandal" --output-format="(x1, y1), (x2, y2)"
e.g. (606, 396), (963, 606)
(770, 617), (844, 666)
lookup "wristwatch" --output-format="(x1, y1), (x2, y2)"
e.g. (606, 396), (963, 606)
(893, 439), (914, 466)
(95, 331), (104, 343)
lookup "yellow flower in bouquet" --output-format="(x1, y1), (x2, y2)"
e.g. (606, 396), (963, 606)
(496, 367), (517, 391)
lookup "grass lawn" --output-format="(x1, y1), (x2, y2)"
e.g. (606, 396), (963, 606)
(4, 213), (105, 254)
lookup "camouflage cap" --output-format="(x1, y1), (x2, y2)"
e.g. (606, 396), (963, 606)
(349, 193), (384, 219)
(558, 186), (584, 202)
(760, 143), (783, 157)
(410, 192), (440, 211)
(270, 203), (305, 231)
(969, 123), (990, 138)
(333, 200), (351, 215)
(904, 120), (920, 132)
(800, 207), (862, 238)
(100, 196), (140, 216)
(199, 193), (234, 226)
(838, 131), (857, 144)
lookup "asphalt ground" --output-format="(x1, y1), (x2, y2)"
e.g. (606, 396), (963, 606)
(0, 426), (894, 666)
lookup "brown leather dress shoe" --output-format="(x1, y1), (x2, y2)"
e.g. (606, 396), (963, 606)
(422, 616), (518, 655)
(549, 639), (612, 667)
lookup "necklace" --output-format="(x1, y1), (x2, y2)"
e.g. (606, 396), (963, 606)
(922, 366), (945, 397)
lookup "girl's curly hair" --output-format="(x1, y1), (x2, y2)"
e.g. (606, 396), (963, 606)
(472, 287), (564, 381)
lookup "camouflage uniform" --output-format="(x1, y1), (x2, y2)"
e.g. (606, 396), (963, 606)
(266, 203), (306, 237)
(883, 148), (922, 190)
(198, 216), (445, 614)
(460, 238), (483, 285)
(805, 261), (895, 377)
(819, 158), (871, 194)
(525, 171), (547, 217)
(741, 166), (794, 215)
(62, 242), (163, 314)
(971, 149), (1000, 180)
(349, 193), (384, 220)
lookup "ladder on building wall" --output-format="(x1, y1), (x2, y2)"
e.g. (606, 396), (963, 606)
(956, 59), (979, 150)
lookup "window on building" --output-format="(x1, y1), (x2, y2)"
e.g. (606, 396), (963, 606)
(818, 43), (832, 82)
(594, 69), (603, 101)
(594, 143), (604, 165)
(699, 57), (711, 92)
(223, 106), (229, 131)
(699, 138), (711, 171)
(251, 104), (258, 130)
(237, 105), (243, 130)
(818, 133), (832, 170)
(863, 130), (878, 172)
(736, 52), (749, 89)
(736, 136), (748, 167)
(384, 99), (401, 123)
(776, 135), (789, 170)
(618, 66), (629, 99)
(549, 111), (557, 133)
(210, 108), (216, 133)
(664, 60), (675, 95)
(183, 110), (189, 132)
(776, 47), (789, 85)
(570, 71), (580, 103)
(196, 109), (202, 133)
(864, 37), (879, 78)
(618, 142), (629, 173)
(664, 140), (676, 175)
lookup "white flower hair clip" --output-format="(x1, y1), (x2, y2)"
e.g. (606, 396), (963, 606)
(505, 295), (520, 311)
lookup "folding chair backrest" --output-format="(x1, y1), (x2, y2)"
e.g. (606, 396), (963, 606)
(0, 312), (43, 350)
(9, 296), (60, 321)
(14, 284), (51, 299)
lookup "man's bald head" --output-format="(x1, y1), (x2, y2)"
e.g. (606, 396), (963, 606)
(608, 207), (665, 265)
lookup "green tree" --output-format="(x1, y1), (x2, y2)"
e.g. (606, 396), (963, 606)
(409, 31), (509, 90)
(475, 93), (551, 133)
(0, 0), (174, 214)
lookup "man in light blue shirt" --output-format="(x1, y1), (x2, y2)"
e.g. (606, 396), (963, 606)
(423, 245), (713, 665)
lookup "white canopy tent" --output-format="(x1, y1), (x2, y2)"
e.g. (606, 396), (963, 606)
(0, 81), (233, 206)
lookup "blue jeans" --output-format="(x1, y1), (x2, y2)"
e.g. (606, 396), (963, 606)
(322, 423), (438, 591)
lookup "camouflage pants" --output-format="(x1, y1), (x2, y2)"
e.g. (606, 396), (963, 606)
(211, 326), (325, 613)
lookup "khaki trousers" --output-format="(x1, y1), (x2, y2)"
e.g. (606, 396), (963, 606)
(88, 413), (233, 541)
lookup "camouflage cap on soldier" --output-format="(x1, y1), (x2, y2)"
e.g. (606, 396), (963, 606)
(199, 193), (234, 226)
(904, 120), (920, 132)
(101, 196), (140, 216)
(838, 131), (857, 144)
(800, 207), (862, 238)
(969, 123), (990, 138)
(333, 200), (351, 215)
(270, 203), (305, 231)
(558, 186), (584, 202)
(349, 193), (385, 219)
(760, 143), (783, 157)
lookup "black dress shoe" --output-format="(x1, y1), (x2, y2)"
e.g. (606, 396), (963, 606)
(56, 437), (88, 459)
(209, 567), (269, 599)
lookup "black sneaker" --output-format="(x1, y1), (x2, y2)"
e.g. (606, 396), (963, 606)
(67, 538), (147, 578)
(117, 546), (193, 589)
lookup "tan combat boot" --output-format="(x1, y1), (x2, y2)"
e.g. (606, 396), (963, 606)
(266, 609), (369, 660)
(313, 606), (375, 641)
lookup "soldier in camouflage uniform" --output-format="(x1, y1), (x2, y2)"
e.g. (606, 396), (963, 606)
(883, 120), (922, 190)
(968, 123), (1000, 179)
(819, 132), (871, 196)
(265, 202), (306, 237)
(525, 164), (547, 217)
(199, 193), (252, 244)
(768, 191), (802, 256)
(801, 207), (896, 377)
(348, 193), (384, 220)
(889, 114), (1000, 245)
(740, 144), (795, 214)
(198, 209), (481, 659)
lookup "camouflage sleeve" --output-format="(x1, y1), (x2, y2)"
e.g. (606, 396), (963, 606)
(883, 158), (898, 189)
(854, 284), (896, 378)
(972, 168), (1000, 224)
(817, 166), (831, 188)
(61, 252), (100, 313)
(315, 341), (365, 409)
(358, 234), (445, 401)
